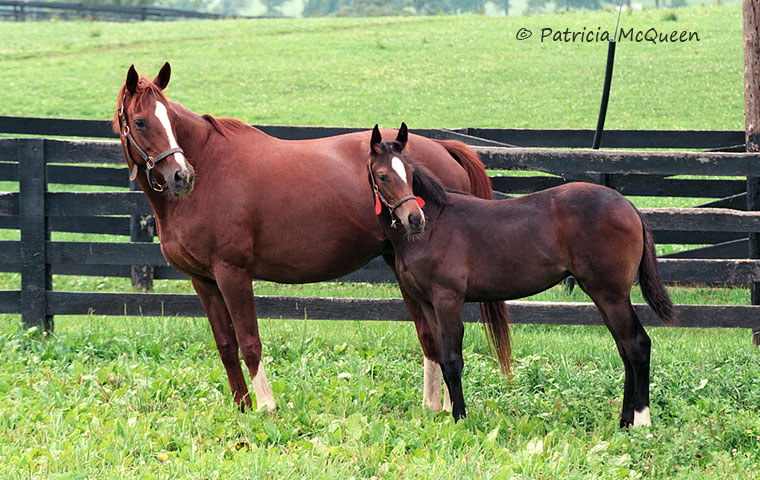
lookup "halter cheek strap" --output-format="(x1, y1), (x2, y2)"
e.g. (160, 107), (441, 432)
(118, 97), (185, 192)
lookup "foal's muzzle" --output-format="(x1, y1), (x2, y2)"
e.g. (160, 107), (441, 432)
(407, 211), (425, 235)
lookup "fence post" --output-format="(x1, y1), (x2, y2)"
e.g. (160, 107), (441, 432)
(130, 180), (155, 291)
(18, 139), (53, 331)
(743, 0), (760, 346)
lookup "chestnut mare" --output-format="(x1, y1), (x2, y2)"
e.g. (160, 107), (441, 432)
(113, 63), (498, 413)
(368, 124), (676, 426)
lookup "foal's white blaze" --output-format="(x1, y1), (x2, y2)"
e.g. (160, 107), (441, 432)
(252, 363), (276, 412)
(423, 357), (442, 411)
(391, 157), (408, 184)
(154, 101), (189, 169)
(633, 406), (651, 427)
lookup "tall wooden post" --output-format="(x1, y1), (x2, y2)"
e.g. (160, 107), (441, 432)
(19, 139), (53, 332)
(743, 0), (760, 346)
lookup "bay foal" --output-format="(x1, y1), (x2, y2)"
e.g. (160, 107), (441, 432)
(368, 124), (676, 426)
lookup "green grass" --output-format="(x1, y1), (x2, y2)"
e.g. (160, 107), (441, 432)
(1, 4), (758, 478)
(1, 315), (758, 479)
(0, 4), (744, 130)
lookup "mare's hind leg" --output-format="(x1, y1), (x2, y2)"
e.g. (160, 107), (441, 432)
(382, 253), (450, 412)
(191, 276), (251, 410)
(213, 264), (276, 412)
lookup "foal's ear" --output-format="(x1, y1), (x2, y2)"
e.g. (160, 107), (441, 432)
(370, 124), (383, 154)
(154, 62), (171, 90)
(126, 65), (139, 94)
(395, 122), (408, 151)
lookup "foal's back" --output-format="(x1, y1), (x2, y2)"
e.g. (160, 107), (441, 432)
(405, 182), (644, 302)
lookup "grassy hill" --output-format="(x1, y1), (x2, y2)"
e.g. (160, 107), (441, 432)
(0, 3), (744, 130)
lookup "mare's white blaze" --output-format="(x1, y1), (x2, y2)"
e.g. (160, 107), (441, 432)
(633, 406), (651, 426)
(154, 101), (189, 169)
(423, 357), (442, 411)
(391, 157), (408, 184)
(252, 363), (276, 412)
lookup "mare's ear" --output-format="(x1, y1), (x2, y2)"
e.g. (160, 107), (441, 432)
(126, 65), (139, 94)
(395, 122), (408, 151)
(154, 62), (171, 90)
(370, 124), (383, 154)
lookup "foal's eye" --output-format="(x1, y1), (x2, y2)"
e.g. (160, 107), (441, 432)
(134, 119), (147, 130)
(377, 173), (389, 183)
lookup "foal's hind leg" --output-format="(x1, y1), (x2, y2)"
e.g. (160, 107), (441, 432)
(191, 276), (251, 410)
(382, 253), (448, 412)
(592, 296), (652, 427)
(214, 264), (276, 412)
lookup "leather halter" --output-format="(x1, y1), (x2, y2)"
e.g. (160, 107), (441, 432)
(117, 96), (184, 192)
(368, 157), (417, 225)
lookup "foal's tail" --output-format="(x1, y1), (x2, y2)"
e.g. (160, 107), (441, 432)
(637, 211), (677, 326)
(479, 301), (512, 375)
(435, 140), (493, 200)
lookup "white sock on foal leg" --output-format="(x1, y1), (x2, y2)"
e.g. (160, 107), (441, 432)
(633, 406), (651, 426)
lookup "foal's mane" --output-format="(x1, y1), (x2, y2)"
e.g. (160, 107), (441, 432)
(378, 141), (450, 207)
(112, 78), (250, 139)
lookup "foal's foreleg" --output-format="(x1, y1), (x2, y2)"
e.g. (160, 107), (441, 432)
(214, 264), (276, 412)
(431, 296), (467, 421)
(383, 253), (448, 412)
(191, 277), (251, 410)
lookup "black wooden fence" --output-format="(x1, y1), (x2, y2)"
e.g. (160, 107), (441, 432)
(0, 0), (248, 21)
(1, 117), (759, 340)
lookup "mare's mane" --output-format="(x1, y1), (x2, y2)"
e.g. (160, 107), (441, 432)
(201, 114), (251, 139)
(113, 77), (251, 139)
(378, 140), (450, 207)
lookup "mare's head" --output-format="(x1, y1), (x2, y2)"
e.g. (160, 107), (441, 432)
(114, 62), (195, 197)
(368, 123), (427, 236)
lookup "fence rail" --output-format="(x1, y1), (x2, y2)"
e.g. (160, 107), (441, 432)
(0, 118), (758, 337)
(0, 0), (245, 21)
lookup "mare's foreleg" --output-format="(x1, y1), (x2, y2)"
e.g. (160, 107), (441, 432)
(214, 264), (276, 412)
(383, 253), (451, 412)
(191, 276), (251, 410)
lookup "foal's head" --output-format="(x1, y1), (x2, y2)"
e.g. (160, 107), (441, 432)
(368, 123), (426, 236)
(114, 62), (195, 197)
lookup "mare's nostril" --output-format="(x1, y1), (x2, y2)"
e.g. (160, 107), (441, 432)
(174, 171), (183, 184)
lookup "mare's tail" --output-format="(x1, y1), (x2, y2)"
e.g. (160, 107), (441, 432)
(435, 140), (493, 200)
(438, 141), (513, 371)
(637, 211), (677, 325)
(479, 301), (512, 375)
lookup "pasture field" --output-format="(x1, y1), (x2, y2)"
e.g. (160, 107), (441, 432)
(0, 4), (744, 130)
(1, 3), (759, 479)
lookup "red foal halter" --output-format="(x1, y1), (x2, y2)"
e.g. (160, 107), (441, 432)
(117, 97), (184, 192)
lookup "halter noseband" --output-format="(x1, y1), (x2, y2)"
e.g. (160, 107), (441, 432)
(368, 158), (418, 227)
(118, 96), (184, 192)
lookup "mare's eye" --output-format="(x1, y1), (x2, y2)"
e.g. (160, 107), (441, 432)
(134, 119), (147, 130)
(377, 173), (389, 184)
